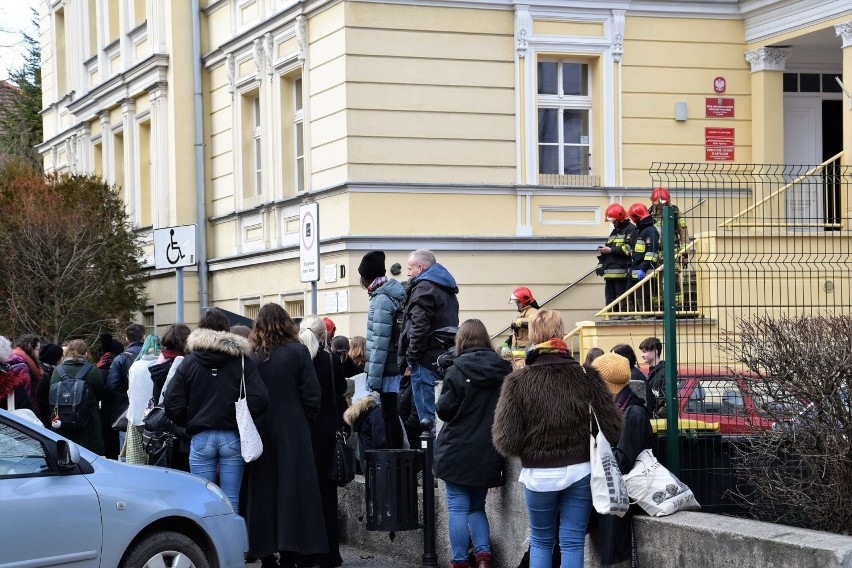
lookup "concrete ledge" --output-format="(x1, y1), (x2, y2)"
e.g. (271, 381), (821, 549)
(339, 471), (852, 567)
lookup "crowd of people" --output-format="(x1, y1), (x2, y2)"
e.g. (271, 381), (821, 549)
(0, 245), (670, 568)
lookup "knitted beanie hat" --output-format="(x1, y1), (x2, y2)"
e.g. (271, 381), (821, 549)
(592, 352), (631, 395)
(358, 251), (386, 281)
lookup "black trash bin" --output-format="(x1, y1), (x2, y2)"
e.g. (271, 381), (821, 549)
(365, 449), (420, 531)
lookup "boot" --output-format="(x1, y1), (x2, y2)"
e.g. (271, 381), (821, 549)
(450, 562), (469, 568)
(475, 551), (492, 568)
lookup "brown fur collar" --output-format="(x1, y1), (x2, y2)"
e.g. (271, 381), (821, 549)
(343, 392), (380, 427)
(185, 328), (253, 357)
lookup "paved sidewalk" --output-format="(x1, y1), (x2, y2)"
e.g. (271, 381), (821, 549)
(245, 544), (423, 567)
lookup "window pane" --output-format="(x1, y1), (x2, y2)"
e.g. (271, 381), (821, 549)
(538, 109), (558, 143)
(537, 62), (558, 95)
(822, 74), (842, 93)
(253, 97), (260, 128)
(564, 146), (589, 175)
(562, 63), (588, 96)
(295, 78), (303, 111)
(295, 122), (304, 152)
(782, 73), (798, 92)
(799, 73), (820, 92)
(563, 110), (589, 144)
(539, 145), (558, 174)
(296, 157), (305, 192)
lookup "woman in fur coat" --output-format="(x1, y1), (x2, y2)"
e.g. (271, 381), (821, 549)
(164, 308), (268, 512)
(492, 310), (623, 568)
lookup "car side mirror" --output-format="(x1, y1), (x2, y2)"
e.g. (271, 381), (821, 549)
(56, 440), (81, 471)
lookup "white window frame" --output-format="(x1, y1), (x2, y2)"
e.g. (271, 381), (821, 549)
(294, 76), (305, 194)
(252, 94), (262, 196)
(537, 59), (593, 177)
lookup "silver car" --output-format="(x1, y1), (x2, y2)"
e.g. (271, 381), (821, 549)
(0, 410), (247, 568)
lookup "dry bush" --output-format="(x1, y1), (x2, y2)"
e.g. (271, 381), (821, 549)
(723, 315), (852, 534)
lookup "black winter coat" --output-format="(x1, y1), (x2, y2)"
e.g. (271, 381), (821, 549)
(398, 375), (421, 446)
(242, 341), (327, 558)
(399, 265), (460, 374)
(164, 329), (268, 436)
(308, 348), (347, 479)
(343, 392), (387, 474)
(434, 347), (510, 487)
(590, 386), (654, 565)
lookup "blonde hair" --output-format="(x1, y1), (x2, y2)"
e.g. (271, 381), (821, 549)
(299, 315), (326, 359)
(349, 336), (366, 367)
(528, 309), (565, 344)
(64, 339), (90, 362)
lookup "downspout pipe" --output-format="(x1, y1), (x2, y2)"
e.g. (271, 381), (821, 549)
(191, 0), (209, 311)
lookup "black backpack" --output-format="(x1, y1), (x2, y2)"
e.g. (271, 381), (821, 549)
(49, 363), (94, 432)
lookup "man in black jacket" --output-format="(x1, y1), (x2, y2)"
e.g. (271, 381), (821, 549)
(106, 323), (145, 455)
(640, 336), (668, 417)
(399, 249), (459, 431)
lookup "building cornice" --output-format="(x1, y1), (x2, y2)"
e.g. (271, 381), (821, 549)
(65, 54), (170, 123)
(740, 0), (852, 43)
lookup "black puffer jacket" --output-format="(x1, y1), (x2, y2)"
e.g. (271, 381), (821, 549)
(399, 263), (459, 374)
(492, 352), (623, 468)
(434, 347), (510, 487)
(164, 329), (268, 436)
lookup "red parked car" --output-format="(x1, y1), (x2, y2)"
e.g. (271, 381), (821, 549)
(669, 370), (778, 435)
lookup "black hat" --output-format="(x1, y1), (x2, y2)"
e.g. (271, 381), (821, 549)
(39, 343), (63, 366)
(358, 251), (386, 280)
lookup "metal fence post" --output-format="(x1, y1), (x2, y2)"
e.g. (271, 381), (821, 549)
(662, 205), (680, 476)
(420, 419), (439, 568)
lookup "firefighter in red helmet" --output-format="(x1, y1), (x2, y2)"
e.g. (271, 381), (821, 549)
(628, 203), (660, 315)
(596, 203), (636, 317)
(500, 286), (540, 368)
(650, 187), (689, 266)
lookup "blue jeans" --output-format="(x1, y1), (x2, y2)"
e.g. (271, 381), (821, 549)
(524, 474), (592, 568)
(409, 362), (436, 432)
(445, 482), (491, 562)
(189, 429), (245, 512)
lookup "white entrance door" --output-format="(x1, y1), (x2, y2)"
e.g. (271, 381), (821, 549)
(783, 97), (823, 230)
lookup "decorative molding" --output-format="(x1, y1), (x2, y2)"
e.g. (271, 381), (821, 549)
(296, 15), (308, 61)
(611, 10), (625, 63)
(836, 22), (852, 49)
(514, 5), (532, 59)
(745, 47), (792, 72)
(226, 53), (236, 95)
(264, 32), (275, 75)
(65, 135), (77, 173)
(253, 37), (264, 75)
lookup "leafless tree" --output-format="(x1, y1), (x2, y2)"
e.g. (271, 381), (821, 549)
(723, 315), (852, 534)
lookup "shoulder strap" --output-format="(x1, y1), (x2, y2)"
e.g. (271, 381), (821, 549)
(55, 364), (68, 378)
(75, 362), (94, 380)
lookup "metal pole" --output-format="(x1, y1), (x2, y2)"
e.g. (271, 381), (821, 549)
(662, 205), (680, 476)
(311, 281), (318, 315)
(191, 0), (208, 314)
(176, 267), (184, 324)
(420, 419), (439, 568)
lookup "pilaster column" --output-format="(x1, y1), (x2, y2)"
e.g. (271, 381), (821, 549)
(76, 124), (91, 173)
(745, 47), (791, 164)
(122, 99), (138, 222)
(837, 23), (852, 169)
(99, 111), (112, 181)
(149, 83), (169, 228)
(148, 0), (167, 54)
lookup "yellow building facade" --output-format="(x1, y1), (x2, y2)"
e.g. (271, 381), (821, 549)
(36, 0), (852, 340)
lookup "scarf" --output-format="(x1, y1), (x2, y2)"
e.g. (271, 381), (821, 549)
(524, 338), (573, 365)
(97, 352), (116, 370)
(11, 347), (42, 380)
(367, 276), (388, 293)
(160, 348), (181, 361)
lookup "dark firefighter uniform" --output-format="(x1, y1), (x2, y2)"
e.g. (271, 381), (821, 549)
(630, 216), (660, 313)
(596, 219), (636, 313)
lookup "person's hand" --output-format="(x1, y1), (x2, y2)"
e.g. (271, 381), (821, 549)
(500, 346), (512, 360)
(598, 246), (612, 254)
(634, 269), (646, 280)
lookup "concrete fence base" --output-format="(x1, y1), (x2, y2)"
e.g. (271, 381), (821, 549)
(338, 467), (852, 568)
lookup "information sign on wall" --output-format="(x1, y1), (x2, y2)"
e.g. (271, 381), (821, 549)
(705, 127), (735, 161)
(705, 97), (735, 118)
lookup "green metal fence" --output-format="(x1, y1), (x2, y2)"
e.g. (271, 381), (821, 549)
(646, 154), (852, 514)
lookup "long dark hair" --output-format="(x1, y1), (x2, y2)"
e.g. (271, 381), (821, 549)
(250, 303), (299, 359)
(454, 319), (492, 354)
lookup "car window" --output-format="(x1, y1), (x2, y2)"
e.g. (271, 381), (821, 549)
(684, 384), (706, 412)
(0, 423), (51, 477)
(696, 379), (746, 416)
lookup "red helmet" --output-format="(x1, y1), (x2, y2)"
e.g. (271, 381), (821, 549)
(510, 286), (535, 307)
(628, 203), (651, 223)
(322, 317), (336, 336)
(651, 187), (670, 206)
(605, 203), (627, 223)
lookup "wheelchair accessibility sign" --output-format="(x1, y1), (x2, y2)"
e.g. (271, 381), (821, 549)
(153, 225), (197, 270)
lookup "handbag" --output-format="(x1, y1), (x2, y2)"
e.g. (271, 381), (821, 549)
(623, 449), (700, 517)
(141, 404), (176, 458)
(326, 352), (355, 486)
(590, 404), (630, 517)
(235, 356), (263, 462)
(6, 393), (42, 426)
